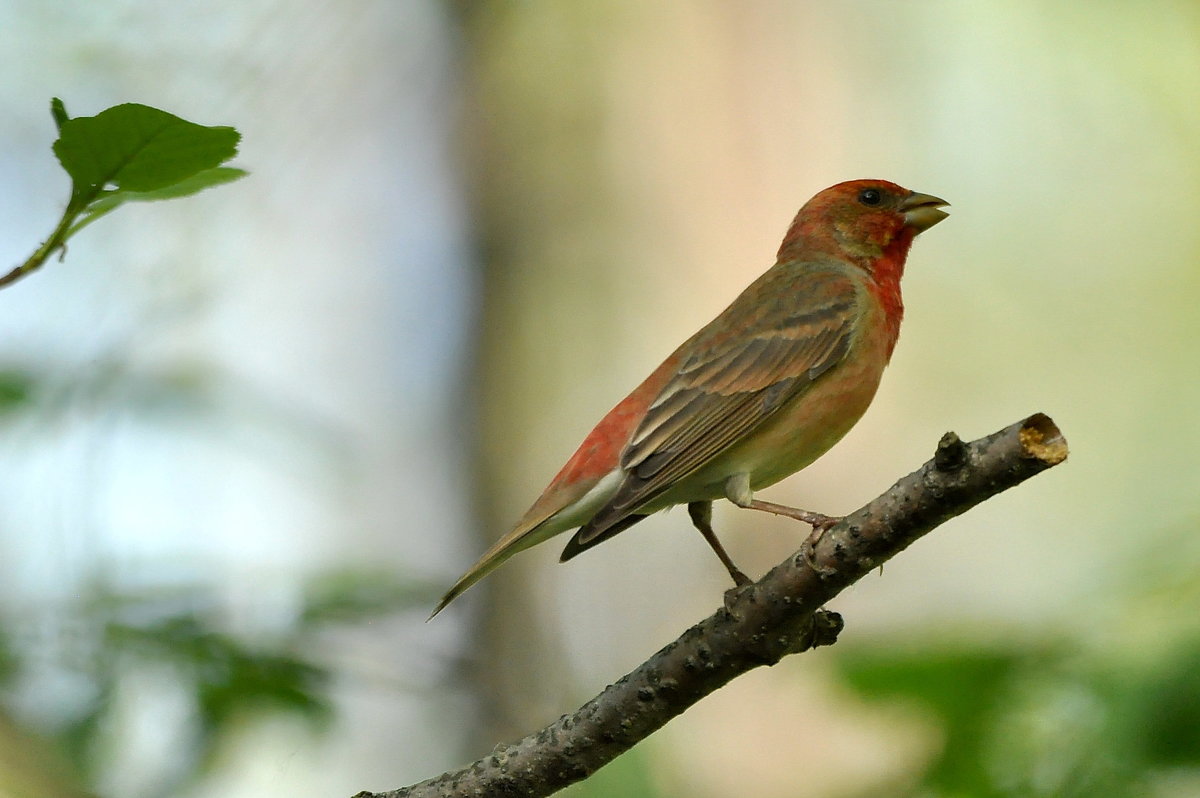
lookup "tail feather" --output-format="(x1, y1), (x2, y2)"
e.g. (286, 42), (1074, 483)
(429, 468), (630, 619)
(559, 514), (649, 562)
(428, 516), (565, 620)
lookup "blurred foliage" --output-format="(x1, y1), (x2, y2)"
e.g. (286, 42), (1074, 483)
(0, 352), (355, 476)
(563, 745), (660, 798)
(834, 585), (1200, 797)
(0, 370), (37, 415)
(0, 95), (425, 793)
(0, 571), (433, 798)
(0, 625), (17, 689)
(0, 713), (90, 798)
(301, 569), (442, 626)
(0, 356), (433, 797)
(839, 646), (1024, 794)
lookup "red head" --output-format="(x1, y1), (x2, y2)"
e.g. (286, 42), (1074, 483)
(777, 179), (948, 269)
(777, 179), (948, 354)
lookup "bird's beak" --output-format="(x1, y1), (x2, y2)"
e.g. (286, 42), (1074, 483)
(901, 191), (950, 232)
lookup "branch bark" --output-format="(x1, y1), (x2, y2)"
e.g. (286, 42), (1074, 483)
(357, 413), (1068, 798)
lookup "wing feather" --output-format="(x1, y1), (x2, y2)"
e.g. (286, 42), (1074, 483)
(565, 266), (862, 553)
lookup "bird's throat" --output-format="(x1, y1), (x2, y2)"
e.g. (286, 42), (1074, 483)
(867, 233), (913, 356)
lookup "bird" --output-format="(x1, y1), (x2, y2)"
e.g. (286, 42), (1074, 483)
(430, 179), (948, 619)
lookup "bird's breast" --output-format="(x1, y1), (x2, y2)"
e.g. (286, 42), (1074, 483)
(653, 308), (893, 505)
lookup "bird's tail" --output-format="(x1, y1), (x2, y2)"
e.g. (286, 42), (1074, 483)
(427, 517), (564, 620)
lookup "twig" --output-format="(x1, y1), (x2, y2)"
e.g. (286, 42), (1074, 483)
(0, 199), (80, 289)
(357, 413), (1068, 798)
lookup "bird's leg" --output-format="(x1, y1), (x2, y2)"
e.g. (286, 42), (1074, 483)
(687, 501), (751, 587)
(724, 473), (839, 574)
(747, 500), (839, 571)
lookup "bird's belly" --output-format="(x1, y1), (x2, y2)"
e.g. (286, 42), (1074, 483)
(736, 359), (883, 490)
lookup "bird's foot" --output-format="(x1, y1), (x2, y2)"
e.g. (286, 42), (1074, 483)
(799, 514), (839, 576)
(747, 500), (840, 576)
(723, 575), (754, 611)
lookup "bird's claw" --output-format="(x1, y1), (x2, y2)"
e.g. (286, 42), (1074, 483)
(800, 515), (839, 576)
(723, 578), (754, 611)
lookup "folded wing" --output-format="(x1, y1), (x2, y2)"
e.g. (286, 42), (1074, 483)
(561, 265), (861, 559)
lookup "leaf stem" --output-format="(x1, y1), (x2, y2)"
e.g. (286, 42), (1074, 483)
(0, 199), (85, 290)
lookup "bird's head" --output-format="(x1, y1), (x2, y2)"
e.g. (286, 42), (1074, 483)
(778, 179), (949, 266)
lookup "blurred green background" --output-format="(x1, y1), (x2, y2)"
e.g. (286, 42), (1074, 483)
(1, 2), (1198, 797)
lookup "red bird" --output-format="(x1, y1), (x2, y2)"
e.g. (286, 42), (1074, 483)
(431, 180), (948, 618)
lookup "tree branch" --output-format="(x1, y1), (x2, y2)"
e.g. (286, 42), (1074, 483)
(357, 413), (1068, 798)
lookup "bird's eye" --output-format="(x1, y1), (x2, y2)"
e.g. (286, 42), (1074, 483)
(858, 188), (883, 206)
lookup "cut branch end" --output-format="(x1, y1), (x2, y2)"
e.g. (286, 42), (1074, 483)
(1019, 413), (1068, 464)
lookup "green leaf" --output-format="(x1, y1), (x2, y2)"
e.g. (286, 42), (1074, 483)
(52, 103), (240, 196)
(50, 96), (70, 133)
(68, 166), (248, 237)
(2, 101), (245, 291)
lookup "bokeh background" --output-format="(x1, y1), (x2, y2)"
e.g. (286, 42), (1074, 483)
(2, 2), (1199, 797)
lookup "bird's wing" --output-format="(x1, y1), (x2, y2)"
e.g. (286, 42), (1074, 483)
(564, 265), (861, 554)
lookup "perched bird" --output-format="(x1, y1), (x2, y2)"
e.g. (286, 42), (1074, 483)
(431, 179), (948, 618)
